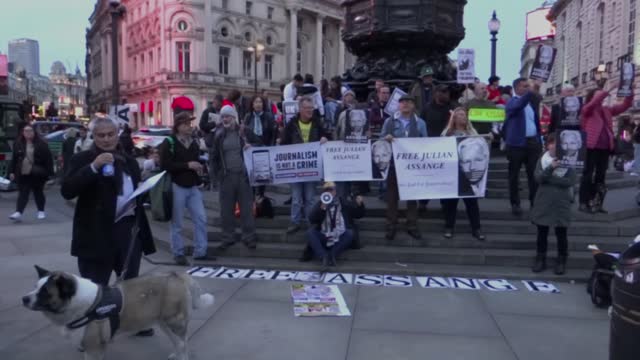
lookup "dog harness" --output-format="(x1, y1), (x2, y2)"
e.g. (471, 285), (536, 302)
(66, 286), (123, 338)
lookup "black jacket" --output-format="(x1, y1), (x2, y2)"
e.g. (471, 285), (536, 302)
(424, 101), (455, 137)
(60, 149), (155, 259)
(9, 139), (54, 181)
(119, 130), (135, 156)
(243, 112), (277, 146)
(159, 135), (201, 188)
(280, 115), (325, 145)
(211, 125), (262, 177)
(62, 135), (77, 170)
(199, 107), (218, 134)
(308, 198), (365, 231)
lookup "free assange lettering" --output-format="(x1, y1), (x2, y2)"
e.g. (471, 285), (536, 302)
(396, 152), (454, 162)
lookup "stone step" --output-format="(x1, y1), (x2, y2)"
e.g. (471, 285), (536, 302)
(145, 246), (592, 283)
(486, 175), (634, 189)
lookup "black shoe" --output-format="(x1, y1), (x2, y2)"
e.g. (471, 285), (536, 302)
(299, 245), (313, 262)
(594, 206), (608, 214)
(472, 230), (486, 241)
(286, 224), (301, 234)
(407, 229), (422, 240)
(443, 228), (453, 239)
(135, 328), (154, 337)
(321, 255), (330, 269)
(193, 254), (215, 261)
(511, 204), (523, 216)
(554, 256), (567, 275)
(284, 197), (292, 205)
(174, 255), (188, 266)
(531, 254), (547, 273)
(245, 240), (257, 249)
(329, 254), (337, 267)
(385, 228), (396, 241)
(578, 204), (591, 213)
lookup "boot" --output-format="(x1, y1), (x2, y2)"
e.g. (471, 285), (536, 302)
(554, 256), (567, 275)
(531, 253), (547, 273)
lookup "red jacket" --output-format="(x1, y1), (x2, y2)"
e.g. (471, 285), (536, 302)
(488, 86), (506, 106)
(581, 91), (633, 150)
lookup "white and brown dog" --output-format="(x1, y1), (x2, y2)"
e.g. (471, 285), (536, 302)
(22, 265), (214, 360)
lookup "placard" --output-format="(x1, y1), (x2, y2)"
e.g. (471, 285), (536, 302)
(391, 137), (490, 200)
(282, 100), (299, 124)
(530, 45), (557, 82)
(323, 141), (373, 181)
(457, 48), (476, 84)
(618, 63), (635, 97)
(384, 88), (407, 116)
(557, 129), (586, 168)
(244, 142), (323, 185)
(558, 96), (582, 128)
(468, 108), (506, 122)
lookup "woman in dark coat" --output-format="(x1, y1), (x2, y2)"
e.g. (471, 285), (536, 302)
(8, 124), (54, 222)
(61, 116), (156, 286)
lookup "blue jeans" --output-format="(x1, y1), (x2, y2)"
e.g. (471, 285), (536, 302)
(307, 229), (353, 259)
(290, 182), (316, 225)
(170, 184), (208, 257)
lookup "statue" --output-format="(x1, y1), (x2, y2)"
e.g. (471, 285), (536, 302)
(341, 0), (468, 98)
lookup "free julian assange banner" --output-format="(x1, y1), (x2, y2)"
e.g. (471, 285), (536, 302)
(391, 137), (490, 200)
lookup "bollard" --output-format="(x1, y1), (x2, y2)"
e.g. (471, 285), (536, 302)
(609, 242), (640, 360)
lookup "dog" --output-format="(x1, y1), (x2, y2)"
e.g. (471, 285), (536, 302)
(22, 265), (214, 360)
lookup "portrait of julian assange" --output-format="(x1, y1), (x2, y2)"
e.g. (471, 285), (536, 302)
(371, 140), (392, 180)
(457, 137), (490, 197)
(558, 130), (585, 167)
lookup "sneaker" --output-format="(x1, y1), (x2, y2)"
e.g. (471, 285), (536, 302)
(174, 255), (188, 266)
(407, 229), (422, 240)
(9, 212), (22, 222)
(511, 204), (523, 216)
(286, 224), (301, 234)
(134, 328), (154, 337)
(37, 211), (46, 220)
(630, 172), (639, 177)
(443, 228), (454, 239)
(472, 230), (486, 241)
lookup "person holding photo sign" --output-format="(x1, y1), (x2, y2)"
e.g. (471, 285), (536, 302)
(280, 96), (328, 234)
(380, 94), (428, 241)
(579, 81), (634, 213)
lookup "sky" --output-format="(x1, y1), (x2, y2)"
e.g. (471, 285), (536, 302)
(0, 0), (547, 84)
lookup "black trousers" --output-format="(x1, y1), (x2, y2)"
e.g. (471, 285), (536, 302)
(16, 175), (46, 213)
(579, 149), (610, 205)
(77, 216), (142, 286)
(507, 139), (541, 206)
(536, 225), (568, 257)
(442, 198), (481, 231)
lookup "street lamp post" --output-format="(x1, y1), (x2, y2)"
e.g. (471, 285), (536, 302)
(488, 11), (501, 78)
(109, 0), (126, 109)
(248, 43), (265, 95)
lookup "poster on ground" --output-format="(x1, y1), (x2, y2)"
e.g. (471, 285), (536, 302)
(384, 88), (407, 116)
(391, 137), (490, 200)
(529, 45), (557, 82)
(457, 48), (476, 84)
(557, 130), (586, 168)
(290, 284), (351, 317)
(244, 142), (323, 186)
(323, 141), (373, 181)
(618, 63), (635, 98)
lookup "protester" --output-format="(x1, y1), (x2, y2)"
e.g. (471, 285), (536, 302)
(74, 126), (93, 153)
(530, 133), (576, 275)
(631, 119), (640, 176)
(223, 89), (247, 120)
(369, 85), (391, 140)
(307, 182), (365, 267)
(579, 85), (634, 213)
(212, 105), (261, 250)
(283, 74), (304, 101)
(280, 96), (328, 234)
(424, 85), (455, 138)
(141, 147), (161, 180)
(504, 78), (543, 216)
(243, 96), (277, 197)
(298, 74), (325, 118)
(488, 76), (506, 106)
(367, 78), (386, 105)
(119, 123), (135, 156)
(159, 112), (210, 265)
(61, 127), (78, 175)
(464, 82), (497, 136)
(440, 108), (487, 240)
(410, 66), (435, 118)
(549, 84), (580, 134)
(381, 94), (428, 241)
(8, 124), (54, 221)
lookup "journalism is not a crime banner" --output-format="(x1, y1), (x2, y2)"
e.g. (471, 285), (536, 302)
(391, 137), (490, 200)
(244, 142), (323, 186)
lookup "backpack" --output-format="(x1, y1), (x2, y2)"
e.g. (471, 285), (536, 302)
(150, 137), (175, 222)
(586, 253), (617, 308)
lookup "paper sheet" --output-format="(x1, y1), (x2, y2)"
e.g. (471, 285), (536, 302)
(115, 171), (166, 221)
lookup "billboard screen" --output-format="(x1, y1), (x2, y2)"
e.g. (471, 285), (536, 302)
(526, 8), (556, 41)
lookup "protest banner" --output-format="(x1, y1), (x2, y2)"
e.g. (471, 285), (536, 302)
(384, 87), (407, 116)
(530, 45), (557, 82)
(468, 108), (506, 122)
(323, 141), (373, 181)
(244, 142), (323, 186)
(618, 63), (635, 97)
(558, 96), (582, 128)
(282, 100), (298, 124)
(391, 137), (490, 200)
(557, 130), (586, 168)
(457, 49), (476, 84)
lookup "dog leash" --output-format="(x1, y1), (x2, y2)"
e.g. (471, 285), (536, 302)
(116, 216), (141, 284)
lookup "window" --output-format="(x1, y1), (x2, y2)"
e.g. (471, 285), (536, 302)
(221, 27), (229, 37)
(219, 47), (230, 74)
(157, 47), (161, 71)
(141, 54), (145, 76)
(630, 0), (637, 55)
(149, 51), (153, 74)
(298, 19), (303, 30)
(598, 4), (605, 62)
(296, 39), (302, 73)
(576, 23), (582, 77)
(267, 6), (274, 20)
(222, 0), (228, 10)
(322, 45), (326, 78)
(176, 42), (190, 73)
(245, 31), (252, 42)
(246, 1), (252, 15)
(264, 54), (273, 80)
(266, 35), (273, 45)
(133, 56), (137, 77)
(243, 51), (253, 77)
(177, 20), (188, 32)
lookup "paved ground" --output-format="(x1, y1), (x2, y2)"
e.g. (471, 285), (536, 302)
(0, 188), (612, 360)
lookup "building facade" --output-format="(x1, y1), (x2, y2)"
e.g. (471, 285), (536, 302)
(546, 0), (640, 107)
(86, 0), (351, 128)
(49, 62), (88, 117)
(8, 39), (40, 75)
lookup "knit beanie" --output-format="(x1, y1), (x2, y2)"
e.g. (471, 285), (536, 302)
(219, 105), (239, 123)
